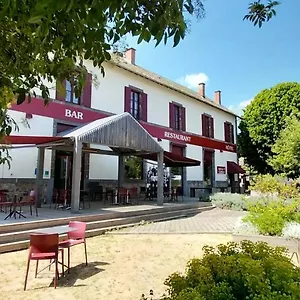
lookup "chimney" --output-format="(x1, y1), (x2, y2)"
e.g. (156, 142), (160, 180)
(125, 48), (136, 64)
(198, 83), (205, 98)
(214, 90), (221, 105)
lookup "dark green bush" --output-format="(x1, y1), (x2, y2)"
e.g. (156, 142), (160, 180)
(244, 199), (300, 236)
(162, 241), (300, 300)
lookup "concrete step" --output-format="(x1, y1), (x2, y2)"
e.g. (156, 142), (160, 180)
(0, 206), (214, 253)
(0, 207), (205, 244)
(0, 203), (203, 234)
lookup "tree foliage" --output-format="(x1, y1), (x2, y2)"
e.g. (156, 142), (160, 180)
(0, 0), (282, 164)
(269, 117), (300, 178)
(244, 0), (280, 27)
(238, 82), (300, 174)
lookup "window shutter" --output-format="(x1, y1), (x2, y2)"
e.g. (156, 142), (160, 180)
(141, 92), (148, 122)
(56, 80), (66, 101)
(231, 124), (234, 143)
(224, 123), (229, 142)
(82, 73), (92, 107)
(181, 107), (186, 131)
(169, 102), (175, 129)
(124, 86), (131, 113)
(201, 114), (206, 136)
(210, 117), (214, 138)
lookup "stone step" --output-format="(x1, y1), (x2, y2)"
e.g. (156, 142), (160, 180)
(0, 203), (202, 234)
(0, 207), (203, 244)
(0, 206), (214, 253)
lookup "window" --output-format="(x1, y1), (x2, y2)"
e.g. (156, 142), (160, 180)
(202, 114), (214, 138)
(65, 80), (80, 104)
(130, 90), (141, 120)
(169, 102), (186, 131)
(56, 73), (92, 107)
(124, 86), (148, 122)
(224, 122), (234, 143)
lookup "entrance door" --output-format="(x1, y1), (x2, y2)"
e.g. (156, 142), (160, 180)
(171, 144), (185, 196)
(54, 152), (73, 190)
(203, 149), (214, 190)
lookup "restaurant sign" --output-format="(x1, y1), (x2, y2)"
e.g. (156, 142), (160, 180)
(164, 131), (192, 143)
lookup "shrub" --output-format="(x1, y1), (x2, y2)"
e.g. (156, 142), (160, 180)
(244, 199), (300, 236)
(250, 174), (299, 200)
(210, 193), (245, 211)
(233, 217), (259, 235)
(162, 241), (300, 300)
(283, 222), (300, 240)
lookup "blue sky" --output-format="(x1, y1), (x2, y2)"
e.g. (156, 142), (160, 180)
(126, 0), (300, 115)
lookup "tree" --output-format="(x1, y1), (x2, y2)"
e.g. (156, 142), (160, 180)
(0, 0), (281, 165)
(244, 1), (280, 27)
(238, 82), (300, 174)
(125, 156), (143, 179)
(269, 116), (300, 178)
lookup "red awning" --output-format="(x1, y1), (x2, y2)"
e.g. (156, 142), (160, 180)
(139, 151), (201, 167)
(227, 161), (245, 174)
(1, 135), (66, 145)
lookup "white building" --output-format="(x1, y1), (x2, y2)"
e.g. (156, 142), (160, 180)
(1, 49), (243, 199)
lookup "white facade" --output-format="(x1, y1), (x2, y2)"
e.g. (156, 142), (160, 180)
(2, 50), (239, 194)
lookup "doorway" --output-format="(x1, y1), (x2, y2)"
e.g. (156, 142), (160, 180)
(203, 149), (214, 190)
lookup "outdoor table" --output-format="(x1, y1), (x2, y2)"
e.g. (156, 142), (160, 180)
(32, 225), (77, 235)
(4, 193), (26, 220)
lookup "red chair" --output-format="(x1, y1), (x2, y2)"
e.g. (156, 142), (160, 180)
(24, 233), (63, 290)
(18, 191), (38, 217)
(129, 187), (138, 205)
(59, 221), (87, 273)
(118, 187), (129, 204)
(0, 192), (12, 213)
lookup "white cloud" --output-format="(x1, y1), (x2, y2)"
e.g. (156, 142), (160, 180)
(177, 72), (209, 89)
(228, 98), (253, 115)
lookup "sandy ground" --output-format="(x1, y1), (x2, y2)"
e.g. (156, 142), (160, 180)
(0, 233), (231, 300)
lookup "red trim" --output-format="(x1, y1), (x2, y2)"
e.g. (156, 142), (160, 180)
(141, 122), (236, 153)
(227, 161), (245, 174)
(139, 151), (200, 167)
(9, 97), (237, 153)
(10, 97), (108, 124)
(1, 136), (65, 145)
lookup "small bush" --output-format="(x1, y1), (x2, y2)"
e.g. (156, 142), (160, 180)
(250, 174), (299, 200)
(283, 222), (300, 240)
(244, 199), (300, 236)
(162, 241), (300, 300)
(210, 193), (245, 211)
(233, 217), (259, 235)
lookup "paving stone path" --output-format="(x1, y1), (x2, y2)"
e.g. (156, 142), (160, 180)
(114, 208), (247, 234)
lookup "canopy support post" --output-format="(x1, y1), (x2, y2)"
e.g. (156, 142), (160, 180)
(157, 151), (164, 206)
(35, 147), (45, 208)
(71, 139), (82, 213)
(117, 154), (125, 189)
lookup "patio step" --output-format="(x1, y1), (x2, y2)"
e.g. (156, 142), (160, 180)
(0, 205), (214, 253)
(0, 202), (203, 234)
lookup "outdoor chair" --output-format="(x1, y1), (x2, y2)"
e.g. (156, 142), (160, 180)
(55, 189), (71, 209)
(129, 187), (138, 205)
(24, 233), (63, 290)
(59, 221), (88, 273)
(118, 187), (129, 204)
(0, 192), (12, 213)
(18, 191), (38, 217)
